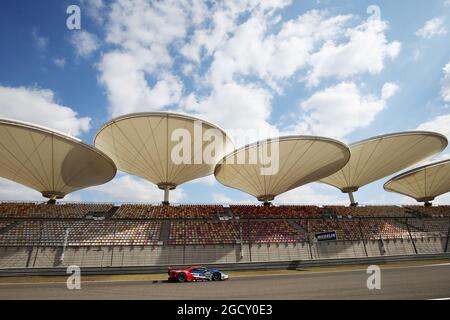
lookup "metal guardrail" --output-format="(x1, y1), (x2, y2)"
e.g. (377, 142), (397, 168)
(1, 253), (449, 277)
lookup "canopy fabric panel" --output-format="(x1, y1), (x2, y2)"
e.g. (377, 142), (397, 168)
(384, 159), (450, 202)
(0, 118), (117, 199)
(94, 112), (234, 188)
(214, 136), (350, 201)
(320, 132), (448, 192)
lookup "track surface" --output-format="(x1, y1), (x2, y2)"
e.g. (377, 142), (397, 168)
(1, 264), (449, 300)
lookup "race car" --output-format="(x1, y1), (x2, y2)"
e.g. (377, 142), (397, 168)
(168, 266), (229, 282)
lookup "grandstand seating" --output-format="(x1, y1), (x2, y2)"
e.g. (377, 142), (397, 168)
(169, 221), (240, 245)
(242, 220), (306, 243)
(359, 219), (410, 239)
(0, 203), (448, 247)
(230, 205), (322, 219)
(113, 204), (223, 219)
(297, 219), (362, 240)
(0, 220), (161, 246)
(407, 218), (450, 237)
(405, 206), (450, 217)
(1, 203), (445, 220)
(297, 218), (412, 240)
(0, 220), (15, 230)
(326, 206), (410, 218)
(0, 203), (112, 219)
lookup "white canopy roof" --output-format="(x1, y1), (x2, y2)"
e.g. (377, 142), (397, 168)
(384, 159), (450, 203)
(94, 112), (234, 192)
(320, 131), (448, 194)
(0, 118), (117, 199)
(214, 136), (350, 202)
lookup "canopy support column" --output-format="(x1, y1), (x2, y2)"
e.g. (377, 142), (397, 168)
(158, 183), (176, 206)
(47, 195), (57, 205)
(348, 192), (358, 207)
(163, 186), (170, 206)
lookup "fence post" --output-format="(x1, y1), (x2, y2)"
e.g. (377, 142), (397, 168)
(358, 218), (368, 257)
(445, 217), (450, 253)
(405, 218), (418, 254)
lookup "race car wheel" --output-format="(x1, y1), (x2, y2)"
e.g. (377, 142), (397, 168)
(212, 272), (221, 281)
(178, 273), (187, 282)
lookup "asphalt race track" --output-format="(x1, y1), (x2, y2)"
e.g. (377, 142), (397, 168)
(1, 264), (449, 300)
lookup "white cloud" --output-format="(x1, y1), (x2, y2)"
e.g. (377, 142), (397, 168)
(276, 184), (347, 205)
(70, 30), (100, 58)
(195, 10), (354, 90)
(86, 174), (186, 203)
(96, 1), (400, 141)
(212, 192), (255, 204)
(105, 0), (189, 70)
(81, 0), (106, 24)
(53, 58), (66, 68)
(98, 51), (183, 116)
(180, 0), (292, 65)
(416, 114), (450, 140)
(442, 60), (450, 102)
(0, 178), (43, 201)
(307, 19), (401, 86)
(404, 114), (450, 178)
(416, 16), (448, 39)
(0, 86), (91, 136)
(294, 81), (398, 139)
(381, 82), (399, 99)
(189, 175), (217, 186)
(181, 82), (278, 141)
(31, 27), (48, 51)
(433, 192), (450, 204)
(0, 178), (81, 202)
(212, 193), (234, 203)
(97, 0), (199, 116)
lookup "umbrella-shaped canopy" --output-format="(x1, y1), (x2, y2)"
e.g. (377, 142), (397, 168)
(384, 158), (450, 205)
(214, 136), (350, 203)
(94, 112), (234, 204)
(0, 118), (117, 201)
(320, 131), (448, 205)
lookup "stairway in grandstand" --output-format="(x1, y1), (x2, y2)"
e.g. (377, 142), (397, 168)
(287, 220), (308, 237)
(0, 220), (21, 235)
(399, 219), (427, 232)
(107, 206), (120, 218)
(159, 220), (171, 245)
(403, 206), (426, 218)
(218, 207), (233, 220)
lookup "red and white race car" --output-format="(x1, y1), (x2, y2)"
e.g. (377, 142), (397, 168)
(168, 266), (229, 282)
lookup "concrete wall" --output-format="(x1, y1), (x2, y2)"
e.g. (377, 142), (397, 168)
(0, 236), (448, 269)
(414, 237), (447, 254)
(312, 240), (366, 259)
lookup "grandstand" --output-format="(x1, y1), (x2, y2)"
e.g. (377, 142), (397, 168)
(0, 202), (448, 269)
(0, 114), (450, 271)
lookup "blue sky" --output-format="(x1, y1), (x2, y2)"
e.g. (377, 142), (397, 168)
(0, 0), (450, 205)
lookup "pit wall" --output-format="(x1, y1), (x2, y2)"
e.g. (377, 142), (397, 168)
(0, 236), (448, 269)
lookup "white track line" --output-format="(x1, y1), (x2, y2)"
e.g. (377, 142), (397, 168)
(430, 263), (450, 266)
